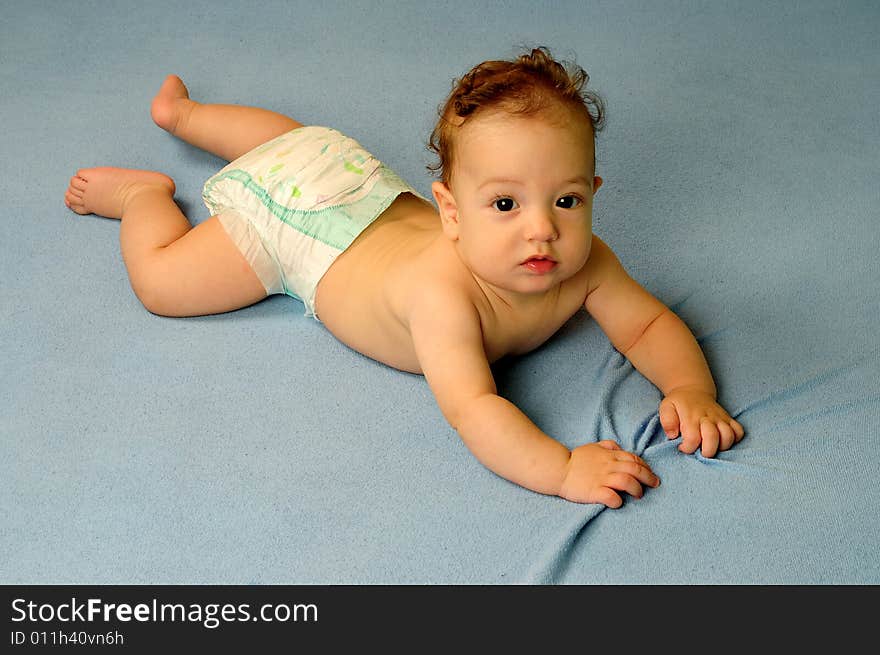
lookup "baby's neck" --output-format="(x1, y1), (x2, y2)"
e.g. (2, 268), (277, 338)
(470, 271), (561, 314)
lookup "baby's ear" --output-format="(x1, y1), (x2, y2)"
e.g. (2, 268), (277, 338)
(431, 181), (460, 240)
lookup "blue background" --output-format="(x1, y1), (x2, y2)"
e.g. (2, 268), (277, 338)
(2, 0), (878, 583)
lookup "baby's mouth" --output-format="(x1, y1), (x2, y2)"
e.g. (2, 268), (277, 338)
(521, 255), (558, 274)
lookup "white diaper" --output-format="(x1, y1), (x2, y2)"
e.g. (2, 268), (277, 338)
(202, 125), (428, 319)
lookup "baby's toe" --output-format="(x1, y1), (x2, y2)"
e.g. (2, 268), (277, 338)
(65, 190), (87, 214)
(70, 173), (88, 191)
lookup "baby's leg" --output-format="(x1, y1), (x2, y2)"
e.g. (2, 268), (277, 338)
(151, 75), (304, 162)
(65, 167), (266, 316)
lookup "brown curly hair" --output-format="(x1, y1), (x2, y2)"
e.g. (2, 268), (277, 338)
(427, 46), (605, 187)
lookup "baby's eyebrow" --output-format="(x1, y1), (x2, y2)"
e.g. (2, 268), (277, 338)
(478, 177), (523, 190)
(477, 176), (590, 190)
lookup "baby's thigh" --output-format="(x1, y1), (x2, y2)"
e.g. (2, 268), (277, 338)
(144, 216), (267, 317)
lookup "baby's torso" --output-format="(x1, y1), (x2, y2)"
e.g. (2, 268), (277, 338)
(315, 193), (589, 373)
(314, 193), (436, 370)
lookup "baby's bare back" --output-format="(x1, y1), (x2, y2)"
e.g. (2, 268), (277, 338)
(315, 193), (589, 373)
(314, 193), (439, 371)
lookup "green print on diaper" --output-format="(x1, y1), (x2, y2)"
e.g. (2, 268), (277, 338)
(268, 164), (284, 176)
(203, 168), (361, 251)
(344, 161), (364, 175)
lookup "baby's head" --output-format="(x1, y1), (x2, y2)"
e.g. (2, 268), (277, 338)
(428, 46), (605, 189)
(427, 47), (606, 296)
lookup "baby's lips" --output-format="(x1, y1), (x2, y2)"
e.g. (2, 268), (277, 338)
(521, 254), (557, 264)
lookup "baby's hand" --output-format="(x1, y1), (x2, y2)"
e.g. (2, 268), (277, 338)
(559, 440), (660, 507)
(659, 387), (745, 457)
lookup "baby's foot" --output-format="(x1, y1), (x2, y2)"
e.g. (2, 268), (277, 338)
(65, 167), (175, 219)
(150, 74), (193, 135)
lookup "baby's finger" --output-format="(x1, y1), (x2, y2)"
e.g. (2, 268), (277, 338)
(606, 472), (645, 499)
(595, 487), (624, 509)
(615, 450), (649, 467)
(614, 457), (661, 487)
(679, 418), (702, 454)
(700, 419), (720, 458)
(731, 419), (745, 441)
(717, 421), (736, 451)
(561, 483), (622, 507)
(597, 439), (622, 451)
(659, 399), (680, 438)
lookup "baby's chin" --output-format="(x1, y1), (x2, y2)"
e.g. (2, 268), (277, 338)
(504, 270), (570, 295)
(471, 261), (579, 299)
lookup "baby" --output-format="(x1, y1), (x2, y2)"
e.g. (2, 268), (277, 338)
(65, 47), (744, 507)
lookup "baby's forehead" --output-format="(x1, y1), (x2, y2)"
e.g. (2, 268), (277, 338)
(464, 104), (592, 134)
(457, 113), (593, 165)
(474, 101), (593, 131)
(456, 109), (595, 162)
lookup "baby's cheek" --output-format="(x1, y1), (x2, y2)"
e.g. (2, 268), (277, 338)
(573, 244), (592, 272)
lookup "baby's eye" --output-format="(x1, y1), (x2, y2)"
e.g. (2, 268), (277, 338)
(556, 195), (582, 209)
(492, 197), (518, 212)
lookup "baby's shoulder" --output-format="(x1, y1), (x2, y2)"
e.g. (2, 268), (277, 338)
(403, 273), (485, 356)
(408, 271), (480, 320)
(395, 237), (482, 312)
(582, 234), (627, 293)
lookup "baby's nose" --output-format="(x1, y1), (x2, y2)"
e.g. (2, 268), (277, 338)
(525, 212), (558, 242)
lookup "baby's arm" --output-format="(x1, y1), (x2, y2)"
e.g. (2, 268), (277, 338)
(584, 237), (745, 457)
(409, 286), (659, 506)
